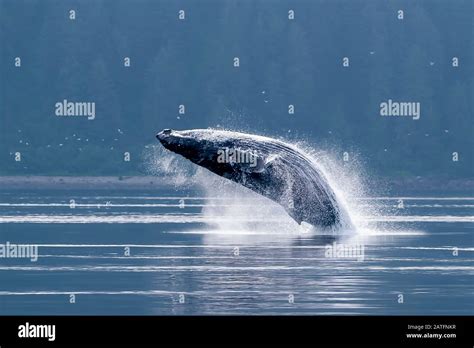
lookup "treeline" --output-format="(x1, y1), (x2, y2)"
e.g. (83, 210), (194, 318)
(0, 0), (472, 177)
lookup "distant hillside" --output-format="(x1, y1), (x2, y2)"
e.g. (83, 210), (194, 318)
(1, 0), (472, 178)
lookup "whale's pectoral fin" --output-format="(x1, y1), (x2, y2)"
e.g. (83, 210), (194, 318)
(275, 194), (302, 225)
(280, 182), (304, 225)
(285, 208), (303, 224)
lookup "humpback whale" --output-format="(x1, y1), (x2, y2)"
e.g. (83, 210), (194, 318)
(156, 129), (352, 229)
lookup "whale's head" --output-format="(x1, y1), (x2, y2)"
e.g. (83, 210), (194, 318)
(156, 129), (204, 162)
(156, 128), (264, 176)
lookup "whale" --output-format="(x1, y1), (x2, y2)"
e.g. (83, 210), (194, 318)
(156, 128), (352, 229)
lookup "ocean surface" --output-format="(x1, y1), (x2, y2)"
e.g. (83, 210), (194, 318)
(0, 188), (472, 315)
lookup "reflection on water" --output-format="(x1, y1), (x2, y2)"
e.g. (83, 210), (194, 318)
(0, 189), (472, 315)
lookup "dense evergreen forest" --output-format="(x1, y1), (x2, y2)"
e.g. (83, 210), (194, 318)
(0, 0), (472, 178)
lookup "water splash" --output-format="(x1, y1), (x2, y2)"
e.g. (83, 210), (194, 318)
(143, 144), (197, 188)
(144, 130), (393, 239)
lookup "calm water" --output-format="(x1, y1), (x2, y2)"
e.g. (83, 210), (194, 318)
(0, 188), (472, 315)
